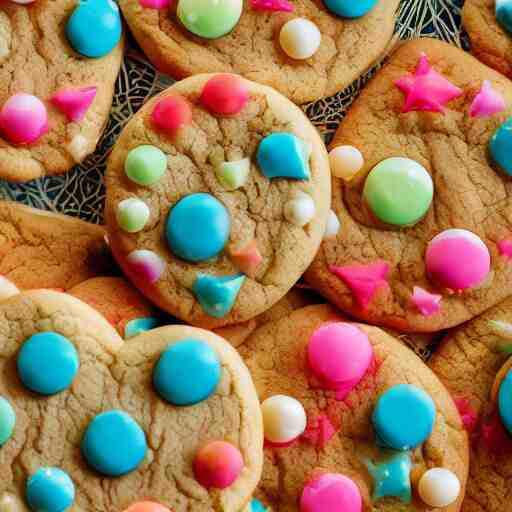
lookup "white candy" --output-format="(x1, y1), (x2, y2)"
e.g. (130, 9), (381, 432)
(0, 276), (19, 303)
(261, 395), (307, 443)
(116, 198), (150, 233)
(284, 192), (315, 227)
(418, 468), (461, 508)
(279, 18), (321, 60)
(324, 209), (340, 239)
(67, 134), (89, 162)
(329, 146), (364, 181)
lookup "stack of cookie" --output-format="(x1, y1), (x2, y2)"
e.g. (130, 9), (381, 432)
(2, 0), (512, 510)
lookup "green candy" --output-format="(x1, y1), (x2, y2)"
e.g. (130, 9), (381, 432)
(363, 157), (433, 226)
(125, 145), (167, 186)
(0, 396), (15, 446)
(177, 0), (243, 39)
(116, 198), (150, 233)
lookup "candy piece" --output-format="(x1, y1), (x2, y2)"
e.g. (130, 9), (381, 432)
(126, 250), (165, 284)
(425, 229), (490, 291)
(116, 198), (150, 233)
(139, 0), (170, 8)
(250, 499), (267, 512)
(418, 468), (461, 507)
(489, 319), (512, 339)
(123, 502), (172, 512)
(0, 397), (15, 446)
(301, 473), (362, 512)
(496, 0), (512, 33)
(151, 95), (192, 134)
(193, 441), (243, 489)
(395, 53), (463, 113)
(284, 192), (316, 227)
(411, 286), (441, 316)
(469, 80), (506, 118)
(0, 276), (19, 302)
(372, 384), (436, 450)
(200, 74), (249, 115)
(365, 452), (412, 503)
(490, 117), (512, 176)
(454, 398), (478, 432)
(0, 93), (48, 145)
(166, 193), (230, 263)
(51, 86), (97, 122)
(323, 0), (377, 17)
(324, 210), (340, 239)
(66, 0), (122, 58)
(261, 395), (307, 443)
(329, 146), (364, 181)
(81, 410), (147, 477)
(307, 323), (373, 398)
(498, 368), (512, 434)
(229, 239), (262, 276)
(301, 414), (337, 449)
(250, 0), (293, 12)
(363, 158), (433, 226)
(279, 18), (321, 60)
(192, 273), (245, 318)
(153, 339), (221, 406)
(67, 134), (88, 162)
(124, 317), (159, 339)
(17, 332), (79, 395)
(498, 238), (512, 257)
(125, 145), (167, 186)
(257, 133), (310, 180)
(26, 468), (75, 512)
(216, 158), (251, 190)
(329, 261), (390, 310)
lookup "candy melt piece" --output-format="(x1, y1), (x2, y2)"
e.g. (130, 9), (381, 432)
(123, 502), (172, 512)
(323, 0), (377, 17)
(250, 499), (267, 512)
(261, 395), (307, 443)
(418, 468), (460, 507)
(324, 210), (340, 239)
(193, 441), (243, 489)
(125, 145), (167, 186)
(498, 368), (512, 434)
(425, 229), (490, 291)
(51, 86), (97, 122)
(200, 74), (249, 115)
(81, 410), (147, 476)
(126, 250), (165, 284)
(153, 339), (221, 406)
(216, 158), (251, 190)
(496, 0), (512, 33)
(395, 53), (463, 113)
(26, 468), (75, 512)
(329, 146), (363, 181)
(250, 0), (293, 12)
(192, 273), (245, 318)
(0, 276), (19, 302)
(490, 117), (512, 175)
(372, 384), (436, 450)
(0, 94), (48, 145)
(139, 0), (170, 8)
(411, 286), (441, 316)
(116, 198), (150, 233)
(284, 192), (316, 227)
(498, 238), (512, 257)
(151, 95), (192, 134)
(301, 414), (336, 449)
(365, 452), (412, 503)
(124, 317), (159, 339)
(279, 18), (321, 60)
(229, 239), (262, 276)
(470, 80), (506, 118)
(0, 397), (15, 446)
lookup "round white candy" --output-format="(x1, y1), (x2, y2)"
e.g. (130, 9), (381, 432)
(324, 209), (340, 239)
(279, 18), (321, 60)
(329, 146), (364, 181)
(261, 395), (307, 443)
(284, 192), (315, 227)
(418, 468), (461, 508)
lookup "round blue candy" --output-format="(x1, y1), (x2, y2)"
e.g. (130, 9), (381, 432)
(496, 0), (512, 33)
(323, 0), (378, 17)
(490, 117), (512, 176)
(81, 410), (147, 477)
(26, 467), (75, 512)
(251, 498), (267, 512)
(17, 332), (79, 395)
(372, 384), (436, 450)
(153, 339), (221, 406)
(498, 368), (512, 435)
(66, 0), (122, 58)
(166, 193), (230, 263)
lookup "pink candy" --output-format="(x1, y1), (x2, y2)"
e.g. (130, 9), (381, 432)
(0, 93), (48, 145)
(139, 0), (170, 7)
(498, 238), (512, 258)
(301, 415), (336, 449)
(229, 239), (262, 277)
(126, 250), (165, 284)
(200, 74), (249, 116)
(470, 80), (506, 118)
(300, 473), (362, 512)
(151, 95), (192, 134)
(51, 86), (97, 123)
(411, 286), (441, 316)
(193, 441), (243, 489)
(250, 0), (293, 12)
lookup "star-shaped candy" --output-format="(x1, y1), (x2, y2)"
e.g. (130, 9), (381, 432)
(395, 53), (463, 114)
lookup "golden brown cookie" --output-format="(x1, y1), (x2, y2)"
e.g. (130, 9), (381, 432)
(0, 290), (263, 511)
(306, 38), (512, 333)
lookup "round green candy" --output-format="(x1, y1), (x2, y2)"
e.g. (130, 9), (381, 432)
(363, 157), (433, 226)
(0, 396), (15, 446)
(116, 198), (150, 233)
(177, 0), (243, 39)
(125, 145), (167, 186)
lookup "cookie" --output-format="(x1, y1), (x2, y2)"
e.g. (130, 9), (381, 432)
(117, 0), (399, 104)
(0, 290), (263, 511)
(306, 38), (512, 332)
(0, 0), (123, 182)
(241, 304), (469, 511)
(105, 73), (331, 328)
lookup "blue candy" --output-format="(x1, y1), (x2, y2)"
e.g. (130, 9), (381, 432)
(323, 0), (378, 17)
(81, 410), (147, 477)
(66, 0), (122, 58)
(26, 467), (75, 512)
(499, 368), (512, 435)
(490, 117), (512, 176)
(166, 193), (231, 263)
(124, 317), (159, 339)
(17, 332), (80, 396)
(251, 498), (268, 512)
(496, 0), (512, 33)
(365, 452), (412, 503)
(192, 273), (245, 318)
(153, 339), (221, 406)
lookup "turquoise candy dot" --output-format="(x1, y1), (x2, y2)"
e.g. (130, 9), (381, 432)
(192, 273), (246, 318)
(153, 339), (221, 406)
(365, 452), (412, 503)
(490, 117), (512, 176)
(323, 0), (378, 17)
(81, 410), (147, 476)
(66, 0), (122, 58)
(0, 396), (15, 446)
(166, 193), (231, 263)
(496, 0), (512, 33)
(498, 368), (512, 434)
(26, 467), (75, 512)
(372, 384), (436, 450)
(257, 133), (310, 180)
(251, 499), (267, 512)
(124, 317), (159, 339)
(17, 332), (79, 396)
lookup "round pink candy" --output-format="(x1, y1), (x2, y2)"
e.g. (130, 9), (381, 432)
(425, 229), (490, 291)
(307, 323), (373, 396)
(200, 74), (249, 116)
(300, 473), (362, 512)
(193, 441), (243, 489)
(126, 250), (165, 284)
(151, 95), (192, 134)
(0, 93), (48, 145)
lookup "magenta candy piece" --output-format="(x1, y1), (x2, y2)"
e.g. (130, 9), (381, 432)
(193, 441), (243, 489)
(411, 286), (441, 316)
(301, 414), (337, 449)
(470, 80), (506, 118)
(498, 238), (512, 258)
(250, 0), (293, 12)
(200, 74), (249, 116)
(51, 86), (97, 122)
(0, 93), (48, 145)
(126, 250), (165, 284)
(139, 0), (170, 7)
